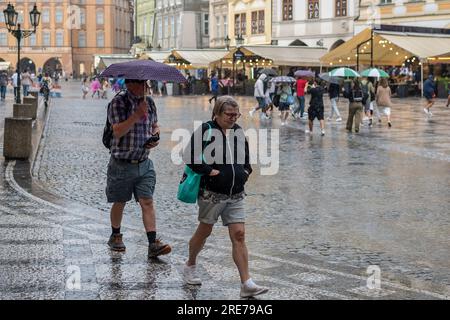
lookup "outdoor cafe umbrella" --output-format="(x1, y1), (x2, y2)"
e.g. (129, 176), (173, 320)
(329, 67), (360, 78)
(269, 76), (296, 83)
(259, 68), (277, 77)
(100, 59), (186, 82)
(294, 70), (315, 78)
(318, 72), (343, 85)
(360, 68), (389, 78)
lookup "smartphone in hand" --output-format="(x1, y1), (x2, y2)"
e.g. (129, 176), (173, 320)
(144, 133), (160, 147)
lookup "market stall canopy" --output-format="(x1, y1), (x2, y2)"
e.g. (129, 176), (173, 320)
(320, 27), (450, 67)
(0, 61), (11, 71)
(166, 49), (228, 69)
(220, 45), (326, 67)
(95, 55), (136, 71)
(146, 51), (172, 63)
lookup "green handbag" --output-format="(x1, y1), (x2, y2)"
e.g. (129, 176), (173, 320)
(177, 123), (212, 203)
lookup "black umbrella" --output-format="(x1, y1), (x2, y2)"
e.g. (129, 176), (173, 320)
(100, 59), (186, 82)
(259, 68), (277, 77)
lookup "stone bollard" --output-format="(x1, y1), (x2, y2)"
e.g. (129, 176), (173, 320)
(13, 103), (36, 120)
(23, 96), (38, 115)
(3, 117), (33, 159)
(29, 91), (38, 99)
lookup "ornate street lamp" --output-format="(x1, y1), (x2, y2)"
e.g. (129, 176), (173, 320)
(224, 35), (231, 51)
(235, 34), (244, 47)
(3, 3), (41, 103)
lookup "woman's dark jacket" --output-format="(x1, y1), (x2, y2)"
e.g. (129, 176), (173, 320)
(185, 120), (252, 196)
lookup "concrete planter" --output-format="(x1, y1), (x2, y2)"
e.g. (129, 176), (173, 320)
(13, 103), (37, 120)
(3, 117), (33, 159)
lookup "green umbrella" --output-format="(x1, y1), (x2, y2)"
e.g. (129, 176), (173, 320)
(329, 67), (360, 78)
(360, 68), (389, 78)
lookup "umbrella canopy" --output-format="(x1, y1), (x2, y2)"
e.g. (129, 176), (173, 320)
(294, 70), (315, 78)
(318, 73), (343, 85)
(360, 68), (389, 78)
(100, 59), (186, 82)
(269, 76), (296, 83)
(329, 67), (360, 78)
(259, 68), (278, 77)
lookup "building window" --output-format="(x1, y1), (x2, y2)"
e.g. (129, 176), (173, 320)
(336, 0), (347, 17)
(234, 13), (246, 36)
(171, 16), (175, 37)
(164, 16), (169, 39)
(223, 15), (228, 37)
(308, 0), (320, 19)
(43, 31), (51, 46)
(258, 10), (264, 34)
(216, 16), (221, 39)
(78, 32), (86, 47)
(0, 12), (4, 23)
(380, 0), (393, 4)
(42, 8), (50, 23)
(157, 18), (162, 41)
(0, 32), (7, 46)
(251, 11), (264, 34)
(80, 10), (86, 25)
(55, 8), (63, 23)
(204, 14), (209, 36)
(251, 12), (257, 34)
(283, 0), (293, 21)
(17, 9), (24, 23)
(97, 31), (104, 47)
(29, 33), (36, 46)
(56, 31), (64, 46)
(96, 10), (104, 25)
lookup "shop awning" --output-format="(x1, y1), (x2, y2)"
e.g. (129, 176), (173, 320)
(95, 55), (136, 70)
(146, 51), (171, 63)
(219, 45), (326, 67)
(320, 28), (450, 66)
(167, 49), (228, 68)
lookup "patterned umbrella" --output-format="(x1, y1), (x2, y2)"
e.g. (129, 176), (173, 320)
(360, 68), (389, 78)
(294, 70), (315, 78)
(329, 67), (360, 78)
(269, 76), (296, 83)
(100, 59), (186, 82)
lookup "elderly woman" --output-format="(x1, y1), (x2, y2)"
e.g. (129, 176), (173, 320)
(182, 95), (269, 298)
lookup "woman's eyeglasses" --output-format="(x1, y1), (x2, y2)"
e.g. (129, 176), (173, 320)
(223, 112), (241, 119)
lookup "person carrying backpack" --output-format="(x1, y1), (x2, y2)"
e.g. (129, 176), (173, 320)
(361, 77), (374, 123)
(343, 79), (367, 133)
(104, 79), (171, 259)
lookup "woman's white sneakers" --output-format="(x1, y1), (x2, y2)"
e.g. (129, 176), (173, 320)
(183, 263), (202, 285)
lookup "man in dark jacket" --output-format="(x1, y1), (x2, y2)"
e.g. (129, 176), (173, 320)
(306, 80), (326, 135)
(181, 96), (269, 298)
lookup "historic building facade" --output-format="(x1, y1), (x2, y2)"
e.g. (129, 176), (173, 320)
(0, 0), (134, 77)
(210, 0), (229, 49)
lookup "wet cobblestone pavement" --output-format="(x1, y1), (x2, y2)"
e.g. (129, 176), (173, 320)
(1, 82), (449, 299)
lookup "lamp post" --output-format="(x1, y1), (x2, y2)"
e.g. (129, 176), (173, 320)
(234, 34), (245, 95)
(3, 3), (40, 104)
(224, 35), (231, 51)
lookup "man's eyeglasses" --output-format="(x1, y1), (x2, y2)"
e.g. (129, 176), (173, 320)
(223, 112), (241, 119)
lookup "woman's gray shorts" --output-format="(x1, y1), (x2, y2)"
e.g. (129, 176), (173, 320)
(197, 196), (245, 226)
(106, 157), (156, 203)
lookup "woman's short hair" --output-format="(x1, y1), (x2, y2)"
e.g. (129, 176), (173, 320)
(212, 96), (239, 120)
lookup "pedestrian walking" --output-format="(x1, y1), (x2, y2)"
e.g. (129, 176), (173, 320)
(105, 79), (171, 258)
(11, 70), (19, 100)
(91, 78), (101, 99)
(249, 73), (269, 117)
(208, 72), (220, 104)
(21, 69), (33, 97)
(305, 79), (326, 135)
(279, 83), (294, 126)
(81, 78), (89, 99)
(423, 75), (436, 117)
(343, 79), (367, 133)
(292, 77), (308, 119)
(0, 70), (8, 101)
(361, 77), (375, 124)
(446, 82), (450, 108)
(182, 95), (269, 298)
(327, 82), (342, 122)
(376, 78), (393, 127)
(369, 80), (382, 125)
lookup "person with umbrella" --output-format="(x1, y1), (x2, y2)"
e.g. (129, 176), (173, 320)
(101, 60), (186, 258)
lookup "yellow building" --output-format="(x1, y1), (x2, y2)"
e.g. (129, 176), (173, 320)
(0, 0), (133, 77)
(355, 0), (450, 34)
(228, 0), (272, 46)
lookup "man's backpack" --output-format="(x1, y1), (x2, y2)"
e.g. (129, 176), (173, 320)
(352, 88), (364, 102)
(102, 91), (129, 149)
